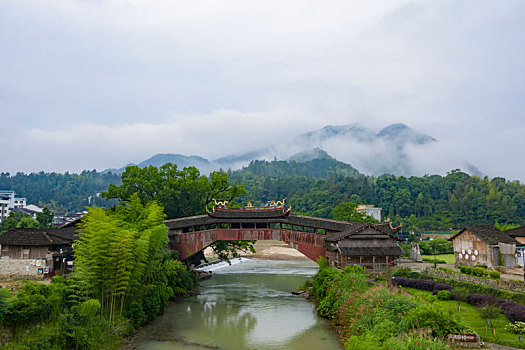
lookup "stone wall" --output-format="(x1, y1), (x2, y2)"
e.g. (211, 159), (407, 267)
(426, 268), (525, 294)
(0, 259), (49, 277)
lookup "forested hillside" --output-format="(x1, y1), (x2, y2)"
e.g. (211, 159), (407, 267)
(2, 157), (525, 230)
(230, 154), (360, 179)
(0, 170), (121, 211)
(230, 161), (525, 230)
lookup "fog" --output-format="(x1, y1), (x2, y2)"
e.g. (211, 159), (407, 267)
(1, 1), (524, 181)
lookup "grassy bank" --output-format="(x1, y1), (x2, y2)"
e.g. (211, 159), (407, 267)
(421, 254), (456, 264)
(308, 260), (525, 349)
(404, 288), (525, 348)
(308, 259), (460, 349)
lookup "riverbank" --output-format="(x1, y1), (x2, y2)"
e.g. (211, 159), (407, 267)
(204, 240), (311, 262)
(308, 260), (464, 349)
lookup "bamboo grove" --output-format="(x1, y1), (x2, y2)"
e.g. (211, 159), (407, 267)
(72, 194), (196, 324)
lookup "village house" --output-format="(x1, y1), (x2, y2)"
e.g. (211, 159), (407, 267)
(324, 223), (404, 270)
(449, 225), (519, 269)
(504, 226), (525, 267)
(0, 227), (77, 276)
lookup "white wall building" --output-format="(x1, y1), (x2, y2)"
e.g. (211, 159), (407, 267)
(0, 191), (31, 222)
(13, 198), (26, 208)
(0, 191), (16, 222)
(356, 205), (382, 221)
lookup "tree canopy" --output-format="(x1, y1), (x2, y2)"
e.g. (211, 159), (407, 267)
(101, 164), (252, 262)
(332, 202), (378, 223)
(102, 164), (246, 219)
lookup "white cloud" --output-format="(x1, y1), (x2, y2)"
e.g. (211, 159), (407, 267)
(1, 0), (524, 180)
(2, 108), (323, 173)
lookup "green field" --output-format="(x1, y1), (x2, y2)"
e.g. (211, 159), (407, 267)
(404, 287), (525, 349)
(421, 254), (456, 264)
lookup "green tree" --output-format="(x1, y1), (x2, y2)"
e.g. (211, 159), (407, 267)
(0, 211), (27, 233)
(102, 164), (252, 262)
(478, 305), (501, 336)
(36, 207), (54, 228)
(102, 164), (246, 218)
(16, 216), (38, 228)
(332, 202), (378, 223)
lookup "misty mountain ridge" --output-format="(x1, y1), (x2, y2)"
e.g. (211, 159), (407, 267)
(104, 122), (480, 178)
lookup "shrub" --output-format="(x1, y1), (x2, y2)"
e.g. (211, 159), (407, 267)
(442, 278), (525, 306)
(77, 299), (100, 319)
(399, 303), (464, 337)
(450, 287), (469, 303)
(381, 332), (450, 350)
(505, 321), (525, 334)
(460, 265), (490, 277)
(392, 267), (418, 279)
(344, 333), (382, 350)
(436, 290), (452, 301)
(466, 293), (498, 307)
(391, 277), (452, 294)
(125, 301), (147, 327)
(313, 265), (340, 300)
(489, 270), (501, 279)
(375, 275), (386, 282)
(499, 300), (525, 323)
(466, 293), (525, 323)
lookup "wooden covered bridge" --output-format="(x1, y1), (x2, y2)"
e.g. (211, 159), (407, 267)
(165, 202), (404, 270)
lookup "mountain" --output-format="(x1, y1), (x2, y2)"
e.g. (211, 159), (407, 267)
(104, 122), (448, 177)
(105, 153), (214, 174)
(377, 123), (436, 146)
(288, 147), (331, 162)
(231, 151), (361, 180)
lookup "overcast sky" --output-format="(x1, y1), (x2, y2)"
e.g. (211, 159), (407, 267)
(1, 0), (524, 181)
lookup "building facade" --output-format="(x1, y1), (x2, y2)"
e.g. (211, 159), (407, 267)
(324, 223), (404, 270)
(505, 226), (525, 267)
(356, 205), (382, 221)
(0, 190), (30, 222)
(450, 225), (519, 268)
(0, 227), (77, 276)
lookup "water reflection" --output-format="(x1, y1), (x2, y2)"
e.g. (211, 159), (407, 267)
(132, 259), (341, 350)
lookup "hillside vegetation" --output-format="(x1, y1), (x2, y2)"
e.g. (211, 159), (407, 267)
(230, 160), (525, 229)
(2, 156), (525, 230)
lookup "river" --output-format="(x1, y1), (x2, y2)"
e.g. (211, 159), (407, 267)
(131, 258), (342, 350)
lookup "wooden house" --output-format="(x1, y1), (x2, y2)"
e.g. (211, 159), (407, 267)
(0, 227), (77, 276)
(505, 226), (525, 267)
(324, 223), (404, 270)
(449, 225), (519, 268)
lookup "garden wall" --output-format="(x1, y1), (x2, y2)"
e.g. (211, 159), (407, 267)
(426, 269), (525, 294)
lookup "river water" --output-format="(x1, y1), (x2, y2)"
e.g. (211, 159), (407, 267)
(131, 258), (342, 350)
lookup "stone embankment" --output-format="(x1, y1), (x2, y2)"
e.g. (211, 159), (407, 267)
(426, 269), (525, 293)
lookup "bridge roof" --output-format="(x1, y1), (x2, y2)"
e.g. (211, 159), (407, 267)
(207, 206), (291, 219)
(164, 213), (353, 232)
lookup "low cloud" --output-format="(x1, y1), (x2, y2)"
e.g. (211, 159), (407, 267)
(1, 1), (524, 182)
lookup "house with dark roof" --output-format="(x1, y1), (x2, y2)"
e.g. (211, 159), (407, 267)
(0, 227), (77, 276)
(505, 226), (525, 267)
(324, 223), (404, 270)
(449, 225), (519, 268)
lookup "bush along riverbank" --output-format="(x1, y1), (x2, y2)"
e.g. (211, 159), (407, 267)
(0, 196), (197, 350)
(307, 258), (462, 349)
